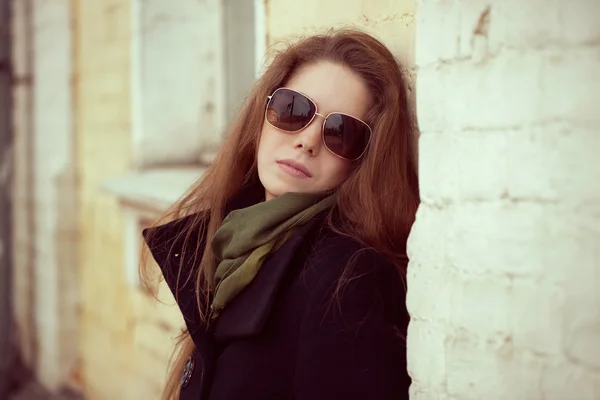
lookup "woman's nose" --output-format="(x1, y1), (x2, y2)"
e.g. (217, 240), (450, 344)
(293, 113), (324, 155)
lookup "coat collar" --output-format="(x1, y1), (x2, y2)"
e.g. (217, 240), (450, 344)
(142, 189), (326, 345)
(212, 217), (321, 340)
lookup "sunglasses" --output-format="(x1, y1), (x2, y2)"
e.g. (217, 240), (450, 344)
(264, 88), (372, 160)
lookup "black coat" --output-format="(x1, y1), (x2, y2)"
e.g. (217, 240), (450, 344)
(143, 200), (410, 400)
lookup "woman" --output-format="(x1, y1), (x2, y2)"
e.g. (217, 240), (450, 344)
(142, 28), (419, 400)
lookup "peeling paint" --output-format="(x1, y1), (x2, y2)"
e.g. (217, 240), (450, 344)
(473, 6), (491, 37)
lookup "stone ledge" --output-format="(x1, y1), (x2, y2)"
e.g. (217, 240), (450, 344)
(101, 167), (206, 214)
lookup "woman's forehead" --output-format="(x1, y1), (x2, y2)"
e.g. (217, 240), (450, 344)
(285, 61), (372, 119)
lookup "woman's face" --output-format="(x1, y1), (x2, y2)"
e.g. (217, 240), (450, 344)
(257, 61), (372, 200)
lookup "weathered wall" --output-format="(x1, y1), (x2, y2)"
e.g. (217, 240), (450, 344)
(74, 0), (132, 395)
(408, 0), (600, 398)
(11, 0), (35, 377)
(11, 0), (79, 390)
(268, 0), (416, 68)
(73, 1), (182, 398)
(0, 0), (13, 396)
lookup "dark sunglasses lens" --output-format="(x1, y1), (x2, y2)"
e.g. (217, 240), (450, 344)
(323, 114), (371, 159)
(266, 89), (315, 132)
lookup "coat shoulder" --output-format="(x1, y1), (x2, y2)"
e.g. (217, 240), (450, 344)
(305, 227), (405, 292)
(293, 227), (410, 399)
(300, 226), (408, 323)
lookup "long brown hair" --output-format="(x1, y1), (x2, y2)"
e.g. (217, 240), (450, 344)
(142, 28), (419, 399)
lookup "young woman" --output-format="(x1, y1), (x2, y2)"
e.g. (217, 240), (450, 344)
(142, 28), (419, 400)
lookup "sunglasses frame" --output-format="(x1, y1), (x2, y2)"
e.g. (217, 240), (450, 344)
(265, 87), (373, 161)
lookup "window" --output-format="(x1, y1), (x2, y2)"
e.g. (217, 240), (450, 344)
(109, 1), (266, 288)
(223, 0), (267, 122)
(131, 0), (266, 168)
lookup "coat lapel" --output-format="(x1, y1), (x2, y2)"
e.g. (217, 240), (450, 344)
(143, 214), (217, 400)
(141, 184), (265, 348)
(142, 214), (213, 349)
(143, 210), (326, 344)
(212, 216), (323, 341)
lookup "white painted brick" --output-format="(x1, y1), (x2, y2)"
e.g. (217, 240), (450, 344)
(506, 125), (600, 203)
(445, 334), (546, 400)
(459, 0), (598, 58)
(417, 0), (599, 66)
(455, 0), (493, 59)
(406, 321), (448, 393)
(539, 47), (600, 126)
(411, 0), (600, 397)
(414, 69), (450, 133)
(409, 387), (448, 400)
(446, 274), (513, 338)
(508, 280), (566, 356)
(541, 362), (600, 400)
(407, 204), (452, 268)
(558, 0), (600, 45)
(414, 0), (461, 66)
(486, 0), (562, 54)
(417, 52), (545, 132)
(416, 134), (460, 204)
(418, 46), (600, 133)
(543, 202), (600, 286)
(454, 132), (507, 200)
(562, 251), (600, 369)
(406, 259), (454, 323)
(419, 132), (507, 203)
(487, 0), (600, 52)
(445, 202), (599, 285)
(445, 202), (548, 279)
(426, 266), (565, 359)
(563, 314), (600, 371)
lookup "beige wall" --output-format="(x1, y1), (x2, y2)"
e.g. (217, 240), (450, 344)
(11, 0), (79, 390)
(267, 0), (416, 68)
(73, 0), (133, 396)
(74, 1), (182, 398)
(408, 0), (600, 398)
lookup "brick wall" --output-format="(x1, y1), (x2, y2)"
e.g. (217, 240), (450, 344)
(407, 0), (600, 398)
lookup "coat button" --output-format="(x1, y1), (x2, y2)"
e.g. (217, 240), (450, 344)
(180, 355), (195, 388)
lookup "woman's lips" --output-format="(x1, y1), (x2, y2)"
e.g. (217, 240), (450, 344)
(276, 160), (312, 178)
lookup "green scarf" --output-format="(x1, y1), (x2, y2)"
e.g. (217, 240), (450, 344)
(210, 191), (335, 319)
